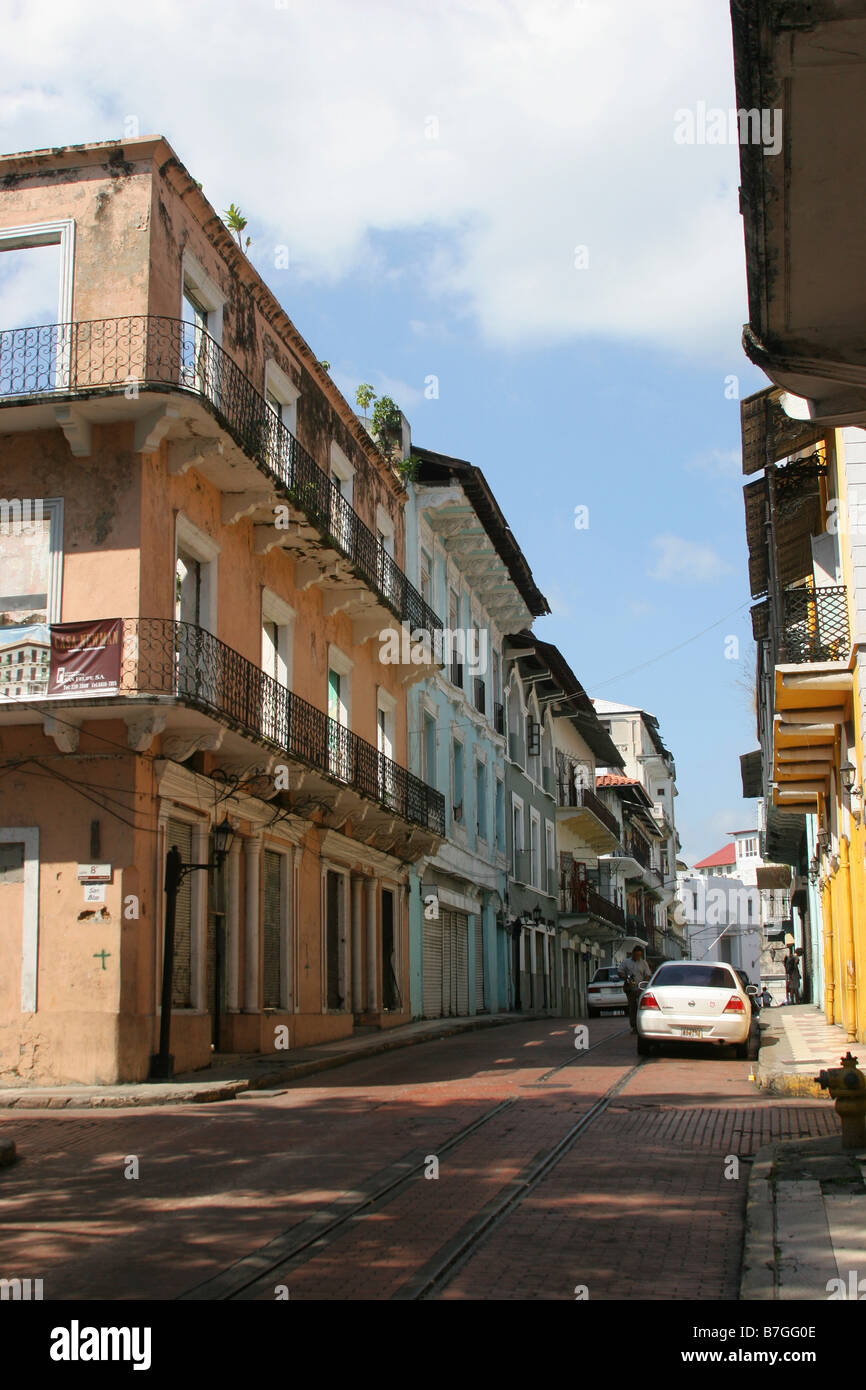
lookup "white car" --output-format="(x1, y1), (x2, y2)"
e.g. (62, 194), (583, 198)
(587, 966), (628, 1017)
(636, 960), (756, 1058)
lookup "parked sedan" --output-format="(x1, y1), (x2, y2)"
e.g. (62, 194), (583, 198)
(636, 961), (755, 1058)
(587, 966), (627, 1017)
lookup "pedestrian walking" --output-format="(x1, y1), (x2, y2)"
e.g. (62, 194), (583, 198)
(785, 950), (801, 1005)
(620, 945), (652, 1032)
(760, 985), (772, 1008)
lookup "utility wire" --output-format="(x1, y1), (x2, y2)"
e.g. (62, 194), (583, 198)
(591, 600), (752, 691)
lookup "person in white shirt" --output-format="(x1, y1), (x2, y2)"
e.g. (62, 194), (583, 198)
(619, 946), (652, 1031)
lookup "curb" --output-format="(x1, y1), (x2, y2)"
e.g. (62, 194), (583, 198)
(753, 1070), (825, 1099)
(0, 1014), (513, 1111)
(740, 1142), (777, 1301)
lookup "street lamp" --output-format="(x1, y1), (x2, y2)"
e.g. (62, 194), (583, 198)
(532, 904), (543, 926)
(841, 760), (857, 793)
(149, 815), (235, 1081)
(808, 855), (820, 885)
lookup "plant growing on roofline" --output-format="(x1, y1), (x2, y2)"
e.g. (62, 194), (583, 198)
(223, 203), (251, 252)
(371, 395), (402, 441)
(355, 383), (377, 424)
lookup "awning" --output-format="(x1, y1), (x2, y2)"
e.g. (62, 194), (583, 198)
(756, 865), (792, 891)
(741, 388), (826, 478)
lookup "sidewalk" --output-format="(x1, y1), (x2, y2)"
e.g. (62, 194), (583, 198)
(0, 1012), (523, 1111)
(741, 1136), (866, 1300)
(753, 1003), (866, 1098)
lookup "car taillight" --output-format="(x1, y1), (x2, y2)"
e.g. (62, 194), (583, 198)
(639, 992), (659, 1011)
(723, 995), (746, 1013)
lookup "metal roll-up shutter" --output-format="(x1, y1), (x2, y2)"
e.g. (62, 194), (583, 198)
(474, 916), (484, 1011)
(167, 819), (192, 1008)
(262, 850), (282, 1009)
(422, 913), (443, 1018)
(442, 911), (454, 1016)
(456, 913), (469, 1015)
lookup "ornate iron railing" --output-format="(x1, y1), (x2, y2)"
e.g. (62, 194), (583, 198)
(114, 618), (445, 835)
(0, 317), (442, 643)
(559, 871), (625, 929)
(781, 585), (850, 663)
(556, 781), (621, 841)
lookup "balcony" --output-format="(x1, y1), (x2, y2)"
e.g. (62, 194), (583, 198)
(0, 617), (445, 850)
(559, 876), (625, 932)
(780, 585), (850, 664)
(0, 318), (442, 649)
(556, 783), (620, 852)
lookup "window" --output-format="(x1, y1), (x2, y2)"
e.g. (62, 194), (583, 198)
(476, 761), (487, 840)
(530, 810), (541, 888)
(0, 220), (75, 393)
(545, 821), (555, 891)
(420, 549), (432, 607)
(495, 778), (505, 853)
(423, 711), (437, 788)
(512, 795), (524, 878)
(175, 515), (219, 635)
(327, 645), (353, 780)
(261, 590), (294, 742)
(452, 739), (464, 824)
(448, 587), (462, 687)
(262, 848), (289, 1011)
(0, 497), (63, 702)
(264, 360), (300, 437)
(377, 688), (397, 807)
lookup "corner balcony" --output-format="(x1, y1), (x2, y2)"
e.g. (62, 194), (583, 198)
(0, 617), (445, 859)
(0, 318), (442, 662)
(555, 782), (621, 852)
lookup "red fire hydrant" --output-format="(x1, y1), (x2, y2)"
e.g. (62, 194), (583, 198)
(815, 1052), (866, 1149)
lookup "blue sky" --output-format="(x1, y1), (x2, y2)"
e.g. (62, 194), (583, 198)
(0, 0), (771, 862)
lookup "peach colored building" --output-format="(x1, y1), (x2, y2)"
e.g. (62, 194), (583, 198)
(0, 137), (444, 1085)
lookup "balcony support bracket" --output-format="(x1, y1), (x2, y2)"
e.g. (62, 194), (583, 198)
(125, 710), (167, 752)
(135, 404), (181, 455)
(54, 405), (92, 458)
(43, 712), (79, 753)
(165, 436), (223, 475)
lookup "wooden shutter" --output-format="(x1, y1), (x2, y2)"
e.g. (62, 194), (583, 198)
(262, 850), (282, 1009)
(167, 819), (192, 1008)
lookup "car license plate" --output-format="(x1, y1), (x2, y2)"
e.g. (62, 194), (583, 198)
(604, 988), (618, 994)
(679, 1027), (703, 1037)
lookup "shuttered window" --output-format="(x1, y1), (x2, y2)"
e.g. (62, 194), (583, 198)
(262, 850), (283, 1009)
(167, 819), (193, 1008)
(474, 915), (484, 1011)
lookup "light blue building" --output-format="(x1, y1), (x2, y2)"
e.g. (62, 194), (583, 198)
(401, 443), (549, 1018)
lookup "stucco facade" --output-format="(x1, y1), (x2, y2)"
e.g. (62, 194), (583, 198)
(0, 138), (444, 1084)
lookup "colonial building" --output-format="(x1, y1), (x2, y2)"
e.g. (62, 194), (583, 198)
(0, 137), (444, 1085)
(402, 446), (549, 1020)
(592, 700), (684, 958)
(732, 0), (866, 1042)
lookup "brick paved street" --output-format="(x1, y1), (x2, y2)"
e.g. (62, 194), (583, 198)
(0, 1019), (838, 1301)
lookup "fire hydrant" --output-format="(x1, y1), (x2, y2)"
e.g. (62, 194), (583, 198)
(815, 1052), (866, 1149)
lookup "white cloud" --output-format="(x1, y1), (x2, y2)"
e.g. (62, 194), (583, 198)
(0, 0), (745, 359)
(648, 533), (733, 584)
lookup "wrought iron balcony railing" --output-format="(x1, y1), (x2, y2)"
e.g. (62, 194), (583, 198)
(781, 585), (850, 664)
(102, 618), (443, 835)
(559, 874), (625, 929)
(0, 317), (442, 644)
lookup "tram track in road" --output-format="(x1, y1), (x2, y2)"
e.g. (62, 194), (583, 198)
(179, 1021), (636, 1301)
(392, 1059), (644, 1300)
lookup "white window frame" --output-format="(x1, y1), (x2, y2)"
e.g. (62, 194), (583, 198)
(329, 442), (355, 505)
(181, 252), (225, 345)
(377, 686), (397, 807)
(1, 826), (39, 1012)
(321, 862), (349, 1012)
(264, 359), (300, 436)
(451, 732), (466, 829)
(512, 792), (525, 879)
(261, 588), (294, 689)
(530, 807), (541, 889)
(0, 219), (75, 323)
(327, 645), (353, 743)
(175, 513), (220, 635)
(262, 842), (293, 1012)
(545, 818), (556, 894)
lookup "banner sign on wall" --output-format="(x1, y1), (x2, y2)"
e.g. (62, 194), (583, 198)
(47, 619), (123, 698)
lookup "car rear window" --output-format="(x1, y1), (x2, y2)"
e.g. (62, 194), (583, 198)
(652, 964), (736, 990)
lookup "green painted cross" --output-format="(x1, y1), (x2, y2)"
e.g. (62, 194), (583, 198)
(93, 950), (111, 970)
